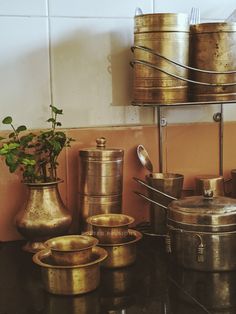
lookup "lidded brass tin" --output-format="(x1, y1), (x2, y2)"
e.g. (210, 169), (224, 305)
(78, 137), (124, 231)
(167, 193), (236, 271)
(133, 13), (190, 104)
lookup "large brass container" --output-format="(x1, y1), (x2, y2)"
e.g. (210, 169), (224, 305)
(133, 13), (189, 104)
(33, 246), (108, 295)
(146, 173), (184, 235)
(15, 181), (72, 253)
(167, 192), (236, 271)
(79, 137), (124, 231)
(79, 137), (123, 196)
(190, 23), (236, 101)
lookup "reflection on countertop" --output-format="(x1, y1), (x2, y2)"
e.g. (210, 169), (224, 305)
(0, 238), (236, 314)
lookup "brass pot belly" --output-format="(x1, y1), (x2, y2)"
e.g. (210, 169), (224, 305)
(15, 181), (72, 253)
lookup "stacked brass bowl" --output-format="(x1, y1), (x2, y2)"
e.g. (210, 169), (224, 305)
(33, 235), (107, 295)
(86, 213), (142, 268)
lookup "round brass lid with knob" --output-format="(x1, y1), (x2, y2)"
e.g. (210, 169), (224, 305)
(79, 137), (124, 159)
(168, 190), (236, 232)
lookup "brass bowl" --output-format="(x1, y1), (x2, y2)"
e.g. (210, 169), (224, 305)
(84, 229), (142, 268)
(44, 235), (98, 266)
(33, 246), (107, 295)
(87, 214), (135, 244)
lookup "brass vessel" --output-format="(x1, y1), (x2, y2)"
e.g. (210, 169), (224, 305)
(44, 235), (98, 266)
(98, 229), (142, 268)
(15, 181), (72, 253)
(78, 137), (124, 231)
(190, 23), (236, 101)
(33, 246), (108, 295)
(166, 192), (236, 271)
(87, 213), (134, 244)
(133, 13), (190, 104)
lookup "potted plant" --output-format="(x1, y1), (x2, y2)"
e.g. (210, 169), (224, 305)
(0, 105), (73, 252)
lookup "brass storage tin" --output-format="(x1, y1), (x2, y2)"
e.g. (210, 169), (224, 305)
(195, 175), (225, 197)
(167, 194), (236, 271)
(190, 23), (236, 101)
(79, 137), (124, 196)
(78, 137), (124, 231)
(133, 13), (189, 104)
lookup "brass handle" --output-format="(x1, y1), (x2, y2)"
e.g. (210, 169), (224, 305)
(133, 191), (168, 210)
(195, 234), (205, 263)
(96, 137), (106, 148)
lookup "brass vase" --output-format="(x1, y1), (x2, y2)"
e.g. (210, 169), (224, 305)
(15, 181), (72, 253)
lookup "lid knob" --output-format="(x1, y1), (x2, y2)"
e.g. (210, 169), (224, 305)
(96, 137), (106, 148)
(203, 189), (214, 199)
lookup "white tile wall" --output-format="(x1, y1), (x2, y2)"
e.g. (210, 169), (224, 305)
(0, 0), (48, 16)
(0, 0), (236, 130)
(49, 0), (153, 17)
(153, 0), (236, 21)
(50, 17), (154, 127)
(0, 17), (51, 130)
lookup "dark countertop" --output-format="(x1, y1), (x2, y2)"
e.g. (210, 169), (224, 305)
(0, 237), (235, 314)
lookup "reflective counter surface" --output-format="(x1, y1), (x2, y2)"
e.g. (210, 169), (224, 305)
(0, 237), (236, 314)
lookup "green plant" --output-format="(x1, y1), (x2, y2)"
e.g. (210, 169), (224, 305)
(0, 105), (73, 183)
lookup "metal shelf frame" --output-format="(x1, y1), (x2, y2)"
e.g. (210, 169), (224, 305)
(132, 100), (236, 176)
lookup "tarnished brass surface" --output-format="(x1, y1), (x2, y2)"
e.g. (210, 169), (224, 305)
(168, 195), (236, 232)
(44, 235), (98, 266)
(15, 181), (72, 253)
(190, 22), (236, 101)
(33, 246), (108, 295)
(79, 194), (122, 232)
(79, 137), (124, 196)
(231, 169), (236, 198)
(133, 13), (189, 104)
(195, 175), (225, 196)
(87, 214), (134, 244)
(97, 229), (142, 268)
(146, 173), (184, 234)
(170, 266), (236, 310)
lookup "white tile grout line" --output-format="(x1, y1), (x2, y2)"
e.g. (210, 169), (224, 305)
(46, 0), (54, 106)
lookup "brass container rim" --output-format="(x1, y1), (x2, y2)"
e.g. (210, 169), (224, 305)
(147, 172), (184, 179)
(24, 179), (63, 187)
(87, 214), (135, 228)
(33, 246), (108, 269)
(84, 229), (142, 247)
(44, 235), (99, 252)
(134, 12), (189, 18)
(191, 22), (236, 33)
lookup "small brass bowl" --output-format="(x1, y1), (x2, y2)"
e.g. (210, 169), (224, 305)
(84, 229), (142, 268)
(44, 235), (98, 266)
(33, 246), (108, 295)
(87, 214), (135, 244)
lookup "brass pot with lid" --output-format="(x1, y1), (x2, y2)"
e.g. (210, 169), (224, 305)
(78, 137), (124, 231)
(166, 190), (236, 271)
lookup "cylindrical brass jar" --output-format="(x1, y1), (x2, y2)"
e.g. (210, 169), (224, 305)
(195, 175), (225, 197)
(78, 137), (124, 231)
(190, 23), (236, 101)
(133, 13), (190, 104)
(167, 193), (236, 271)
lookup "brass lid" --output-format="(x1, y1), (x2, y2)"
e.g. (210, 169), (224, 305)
(79, 137), (124, 158)
(168, 192), (236, 232)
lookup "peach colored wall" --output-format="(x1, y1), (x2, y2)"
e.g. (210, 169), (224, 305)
(1, 122), (236, 241)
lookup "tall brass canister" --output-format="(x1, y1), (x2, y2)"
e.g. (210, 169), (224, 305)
(190, 23), (236, 101)
(78, 137), (124, 231)
(132, 13), (190, 104)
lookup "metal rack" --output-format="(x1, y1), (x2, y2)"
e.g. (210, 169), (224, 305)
(132, 99), (236, 176)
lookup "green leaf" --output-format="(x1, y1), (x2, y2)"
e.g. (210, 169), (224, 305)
(6, 153), (15, 166)
(50, 105), (63, 115)
(47, 118), (56, 123)
(2, 116), (12, 124)
(16, 125), (27, 133)
(56, 122), (62, 127)
(0, 136), (5, 141)
(9, 162), (18, 173)
(9, 132), (15, 138)
(8, 143), (20, 150)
